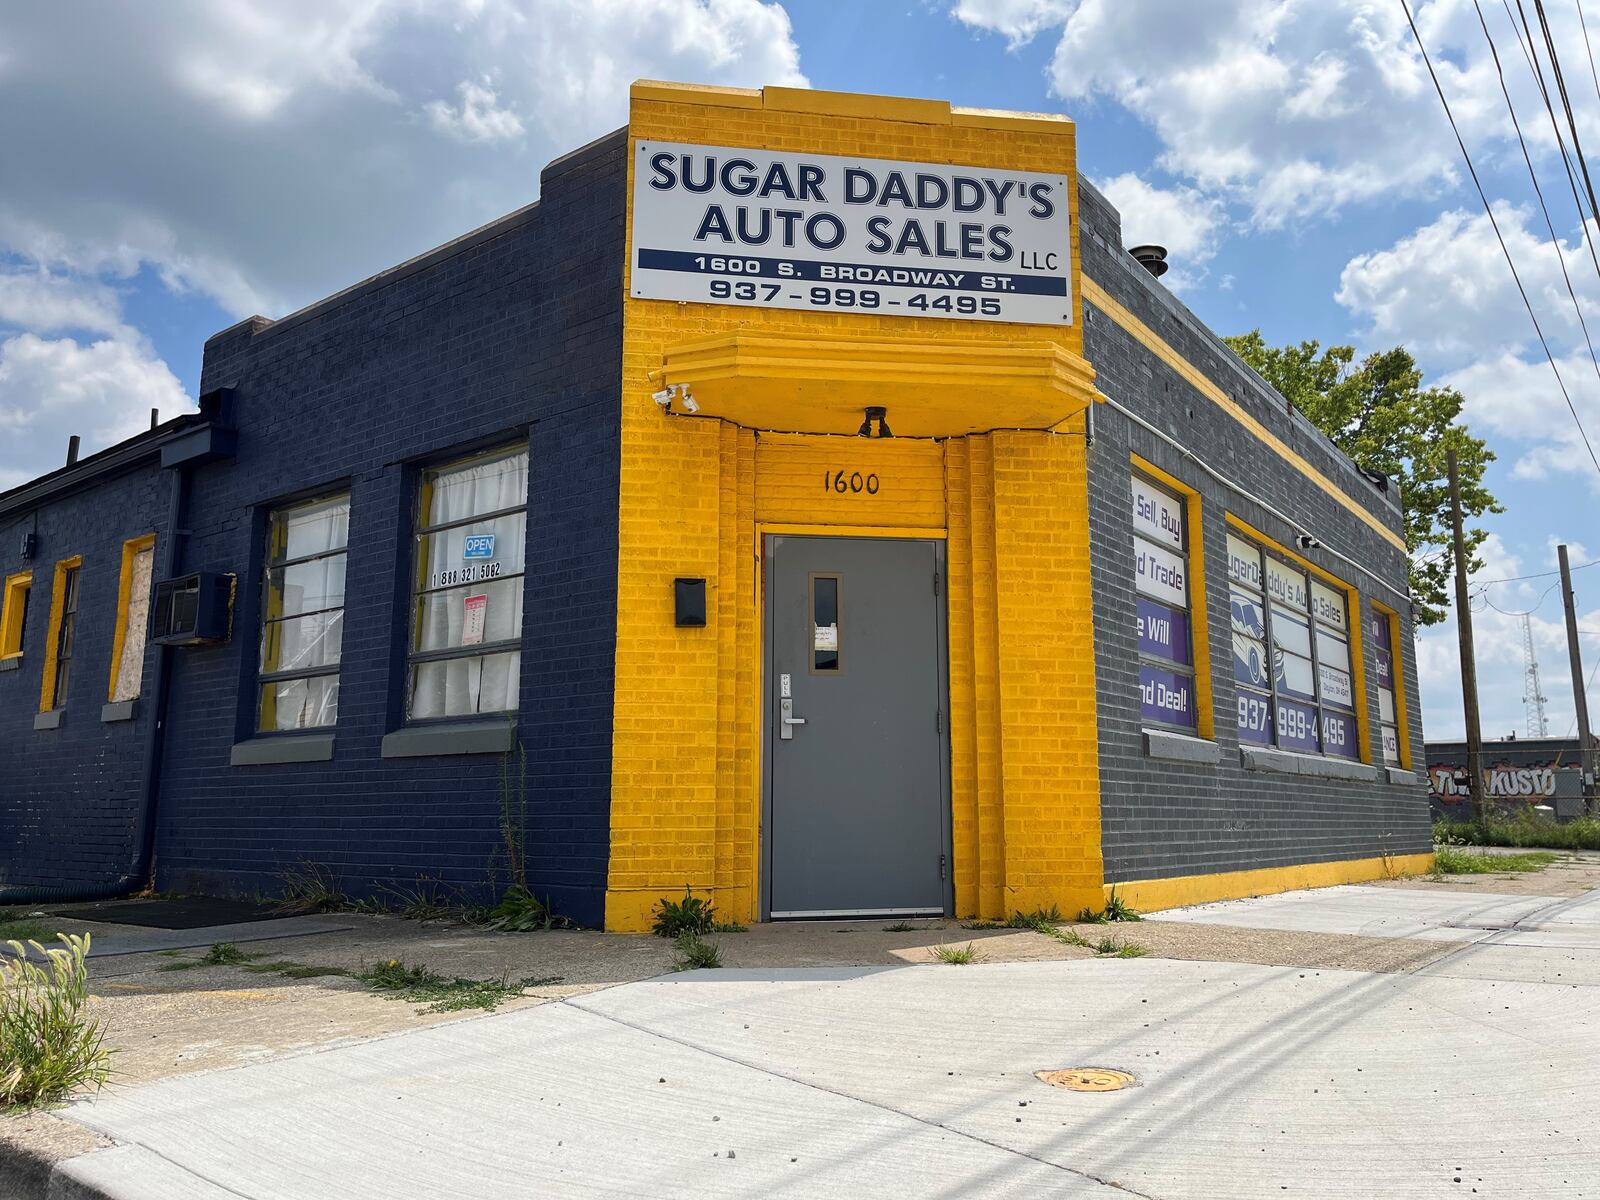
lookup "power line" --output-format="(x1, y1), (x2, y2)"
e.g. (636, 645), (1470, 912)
(1400, 0), (1600, 479)
(1471, 555), (1600, 584)
(1475, 0), (1600, 390)
(1578, 0), (1600, 114)
(1530, 0), (1600, 234)
(1476, 579), (1563, 614)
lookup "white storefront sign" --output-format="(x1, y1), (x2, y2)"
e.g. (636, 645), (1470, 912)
(630, 142), (1073, 326)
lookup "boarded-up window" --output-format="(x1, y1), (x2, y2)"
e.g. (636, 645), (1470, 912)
(111, 541), (156, 703)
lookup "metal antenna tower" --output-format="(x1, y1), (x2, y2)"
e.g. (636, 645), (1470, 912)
(1522, 613), (1550, 737)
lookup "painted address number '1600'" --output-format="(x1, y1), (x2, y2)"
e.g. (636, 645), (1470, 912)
(823, 470), (881, 495)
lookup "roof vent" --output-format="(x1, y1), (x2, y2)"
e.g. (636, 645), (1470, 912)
(1129, 245), (1168, 278)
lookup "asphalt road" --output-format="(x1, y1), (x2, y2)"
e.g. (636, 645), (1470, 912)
(40, 883), (1600, 1199)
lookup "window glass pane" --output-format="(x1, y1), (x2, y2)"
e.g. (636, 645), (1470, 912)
(417, 511), (527, 590)
(1379, 688), (1396, 723)
(1237, 690), (1273, 744)
(1134, 536), (1187, 606)
(1316, 628), (1350, 673)
(1131, 477), (1184, 550)
(1275, 697), (1320, 753)
(414, 578), (523, 654)
(1381, 723), (1400, 764)
(269, 555), (346, 618)
(1310, 580), (1347, 632)
(408, 650), (521, 719)
(1139, 664), (1194, 729)
(1321, 710), (1359, 758)
(260, 675), (339, 730)
(1226, 533), (1263, 590)
(1270, 604), (1311, 657)
(278, 498), (349, 561)
(1316, 628), (1354, 710)
(425, 451), (528, 528)
(1277, 649), (1316, 700)
(1369, 611), (1392, 651)
(1375, 646), (1394, 693)
(812, 576), (839, 671)
(112, 545), (155, 702)
(1264, 557), (1308, 610)
(1137, 597), (1190, 665)
(262, 610), (344, 673)
(1231, 589), (1270, 688)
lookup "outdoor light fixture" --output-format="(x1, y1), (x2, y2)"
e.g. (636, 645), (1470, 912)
(857, 406), (891, 438)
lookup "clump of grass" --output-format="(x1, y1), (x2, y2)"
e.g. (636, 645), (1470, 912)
(653, 887), (716, 939)
(930, 942), (981, 965)
(964, 906), (1063, 933)
(712, 921), (748, 933)
(1092, 935), (1149, 959)
(358, 958), (528, 1013)
(1076, 888), (1142, 924)
(273, 861), (349, 915)
(245, 961), (352, 980)
(672, 933), (723, 971)
(1433, 845), (1557, 876)
(482, 885), (571, 932)
(1, 934), (113, 1110)
(380, 877), (456, 923)
(1436, 812), (1600, 852)
(882, 922), (917, 932)
(204, 942), (250, 965)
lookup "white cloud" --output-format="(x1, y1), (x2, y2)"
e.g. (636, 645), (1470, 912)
(1096, 172), (1223, 288)
(954, 0), (1598, 229)
(0, 0), (806, 320)
(1434, 352), (1600, 488)
(0, 269), (127, 339)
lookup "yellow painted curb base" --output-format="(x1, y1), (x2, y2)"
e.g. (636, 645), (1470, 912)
(1107, 853), (1436, 915)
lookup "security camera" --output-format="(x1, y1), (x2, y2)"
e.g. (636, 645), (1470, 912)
(1295, 533), (1321, 550)
(652, 387), (674, 407)
(680, 391), (700, 414)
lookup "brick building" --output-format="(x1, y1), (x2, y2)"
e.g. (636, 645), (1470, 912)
(0, 82), (1432, 929)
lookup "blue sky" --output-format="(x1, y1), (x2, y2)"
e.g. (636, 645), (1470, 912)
(1, 0), (1597, 743)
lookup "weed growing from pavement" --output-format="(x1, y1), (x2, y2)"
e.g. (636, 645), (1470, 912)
(671, 933), (723, 971)
(1, 934), (112, 1110)
(931, 942), (981, 964)
(358, 958), (539, 1013)
(1076, 888), (1142, 924)
(1432, 845), (1558, 876)
(882, 922), (917, 932)
(1092, 935), (1149, 959)
(272, 861), (349, 915)
(481, 885), (571, 932)
(653, 887), (717, 938)
(0, 910), (55, 945)
(712, 921), (748, 933)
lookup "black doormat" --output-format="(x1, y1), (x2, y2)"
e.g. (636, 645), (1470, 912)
(47, 896), (286, 929)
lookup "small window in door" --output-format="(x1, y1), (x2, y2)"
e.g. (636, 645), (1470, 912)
(810, 574), (840, 672)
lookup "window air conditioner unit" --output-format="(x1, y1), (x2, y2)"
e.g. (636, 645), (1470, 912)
(151, 572), (233, 646)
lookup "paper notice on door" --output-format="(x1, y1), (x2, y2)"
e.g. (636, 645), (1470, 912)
(462, 594), (488, 646)
(813, 623), (838, 651)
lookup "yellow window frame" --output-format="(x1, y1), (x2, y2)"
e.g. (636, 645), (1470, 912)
(0, 570), (31, 660)
(1131, 454), (1215, 740)
(107, 534), (157, 701)
(39, 555), (82, 713)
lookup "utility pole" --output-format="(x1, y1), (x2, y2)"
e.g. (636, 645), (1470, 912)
(1449, 448), (1487, 825)
(1558, 544), (1595, 816)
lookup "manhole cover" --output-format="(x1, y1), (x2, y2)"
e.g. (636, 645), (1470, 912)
(1035, 1067), (1137, 1092)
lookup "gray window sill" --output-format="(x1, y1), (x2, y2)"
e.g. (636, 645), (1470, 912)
(381, 719), (516, 759)
(33, 709), (62, 731)
(1143, 728), (1221, 765)
(1239, 745), (1380, 782)
(230, 733), (335, 766)
(102, 699), (138, 723)
(1385, 767), (1419, 786)
(0, 656), (20, 673)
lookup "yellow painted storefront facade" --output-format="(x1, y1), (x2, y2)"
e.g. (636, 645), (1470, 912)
(603, 81), (1428, 931)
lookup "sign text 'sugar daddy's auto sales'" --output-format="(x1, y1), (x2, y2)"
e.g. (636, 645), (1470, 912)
(630, 143), (1073, 326)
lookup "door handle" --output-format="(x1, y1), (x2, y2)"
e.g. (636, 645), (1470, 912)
(779, 696), (805, 739)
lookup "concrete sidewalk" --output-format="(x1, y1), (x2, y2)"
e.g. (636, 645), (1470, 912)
(13, 880), (1597, 1199)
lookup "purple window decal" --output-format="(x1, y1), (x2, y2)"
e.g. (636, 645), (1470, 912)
(1236, 690), (1273, 744)
(1275, 698), (1320, 753)
(1321, 710), (1359, 759)
(1375, 646), (1393, 691)
(1137, 597), (1191, 665)
(1139, 665), (1195, 729)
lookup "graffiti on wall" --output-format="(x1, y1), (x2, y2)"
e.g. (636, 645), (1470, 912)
(1428, 765), (1559, 802)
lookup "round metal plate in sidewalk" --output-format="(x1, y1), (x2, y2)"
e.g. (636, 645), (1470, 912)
(1035, 1067), (1137, 1092)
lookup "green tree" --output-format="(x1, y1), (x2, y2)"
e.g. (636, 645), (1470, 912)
(1223, 331), (1500, 625)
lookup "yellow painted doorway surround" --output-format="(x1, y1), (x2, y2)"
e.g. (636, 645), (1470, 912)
(604, 81), (1107, 930)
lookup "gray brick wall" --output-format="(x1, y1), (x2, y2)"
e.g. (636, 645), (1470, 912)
(1078, 180), (1432, 883)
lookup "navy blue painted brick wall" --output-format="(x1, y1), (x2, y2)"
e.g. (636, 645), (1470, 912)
(153, 131), (627, 924)
(0, 460), (170, 891)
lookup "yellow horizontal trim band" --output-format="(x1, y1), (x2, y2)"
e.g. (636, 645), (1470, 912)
(1081, 276), (1406, 553)
(759, 523), (947, 540)
(1107, 853), (1435, 914)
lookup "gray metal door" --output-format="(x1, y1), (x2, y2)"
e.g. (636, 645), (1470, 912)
(764, 535), (952, 918)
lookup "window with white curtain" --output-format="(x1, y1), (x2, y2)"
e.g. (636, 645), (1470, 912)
(407, 445), (528, 721)
(258, 494), (349, 731)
